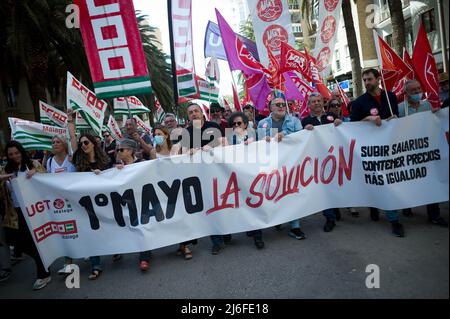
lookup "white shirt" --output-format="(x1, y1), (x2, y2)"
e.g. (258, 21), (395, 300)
(47, 155), (76, 174)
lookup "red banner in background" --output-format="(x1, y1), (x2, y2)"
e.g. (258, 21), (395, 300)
(75, 0), (152, 99)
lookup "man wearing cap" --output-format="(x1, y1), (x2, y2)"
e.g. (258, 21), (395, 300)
(302, 92), (343, 232)
(257, 92), (310, 240)
(351, 68), (405, 237)
(124, 118), (155, 161)
(209, 102), (228, 132)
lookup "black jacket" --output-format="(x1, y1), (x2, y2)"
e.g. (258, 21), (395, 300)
(350, 90), (399, 122)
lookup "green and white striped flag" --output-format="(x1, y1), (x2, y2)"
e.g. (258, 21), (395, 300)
(197, 76), (219, 103)
(9, 117), (67, 151)
(177, 72), (198, 98)
(113, 96), (150, 116)
(39, 101), (68, 127)
(67, 72), (107, 136)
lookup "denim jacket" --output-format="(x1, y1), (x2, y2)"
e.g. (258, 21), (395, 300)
(257, 113), (303, 139)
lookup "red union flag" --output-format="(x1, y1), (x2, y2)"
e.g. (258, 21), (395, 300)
(412, 23), (441, 109)
(374, 31), (412, 93)
(75, 0), (151, 99)
(280, 42), (313, 82)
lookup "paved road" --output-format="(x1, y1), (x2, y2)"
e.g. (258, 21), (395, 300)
(0, 204), (448, 299)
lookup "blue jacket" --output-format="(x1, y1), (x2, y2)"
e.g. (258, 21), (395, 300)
(257, 113), (302, 139)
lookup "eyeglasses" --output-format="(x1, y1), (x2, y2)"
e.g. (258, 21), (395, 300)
(232, 121), (243, 127)
(272, 103), (286, 108)
(330, 104), (340, 108)
(79, 140), (91, 146)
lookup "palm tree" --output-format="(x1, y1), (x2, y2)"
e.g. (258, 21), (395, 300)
(297, 0), (314, 50)
(387, 0), (406, 55)
(342, 0), (363, 97)
(136, 13), (174, 115)
(0, 1), (173, 123)
(0, 0), (91, 121)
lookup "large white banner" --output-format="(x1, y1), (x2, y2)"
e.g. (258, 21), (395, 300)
(13, 110), (449, 268)
(248, 0), (296, 67)
(314, 0), (342, 77)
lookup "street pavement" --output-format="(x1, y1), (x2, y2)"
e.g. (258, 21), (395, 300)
(0, 204), (448, 299)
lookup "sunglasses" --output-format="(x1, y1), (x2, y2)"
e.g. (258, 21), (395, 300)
(210, 110), (221, 114)
(79, 140), (91, 146)
(117, 148), (129, 153)
(232, 121), (243, 127)
(272, 103), (286, 108)
(330, 104), (340, 108)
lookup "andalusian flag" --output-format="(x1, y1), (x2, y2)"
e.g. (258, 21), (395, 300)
(9, 118), (67, 151)
(197, 76), (219, 103)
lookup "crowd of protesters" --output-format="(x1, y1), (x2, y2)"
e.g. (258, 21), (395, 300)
(0, 68), (448, 290)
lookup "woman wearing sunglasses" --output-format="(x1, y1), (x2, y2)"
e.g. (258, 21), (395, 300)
(114, 139), (155, 271)
(209, 112), (264, 255)
(68, 111), (112, 280)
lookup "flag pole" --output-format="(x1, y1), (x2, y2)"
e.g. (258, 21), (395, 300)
(167, 0), (180, 120)
(373, 30), (395, 117)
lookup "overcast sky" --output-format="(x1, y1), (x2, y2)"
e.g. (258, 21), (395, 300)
(133, 0), (239, 98)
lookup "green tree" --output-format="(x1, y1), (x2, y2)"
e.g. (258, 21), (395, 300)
(387, 0), (406, 55)
(0, 1), (173, 123)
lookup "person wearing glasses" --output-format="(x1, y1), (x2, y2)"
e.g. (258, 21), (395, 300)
(222, 112), (265, 250)
(102, 130), (116, 164)
(114, 139), (155, 271)
(257, 92), (309, 241)
(209, 102), (228, 132)
(163, 113), (184, 146)
(301, 93), (344, 232)
(124, 118), (154, 161)
(68, 111), (112, 280)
